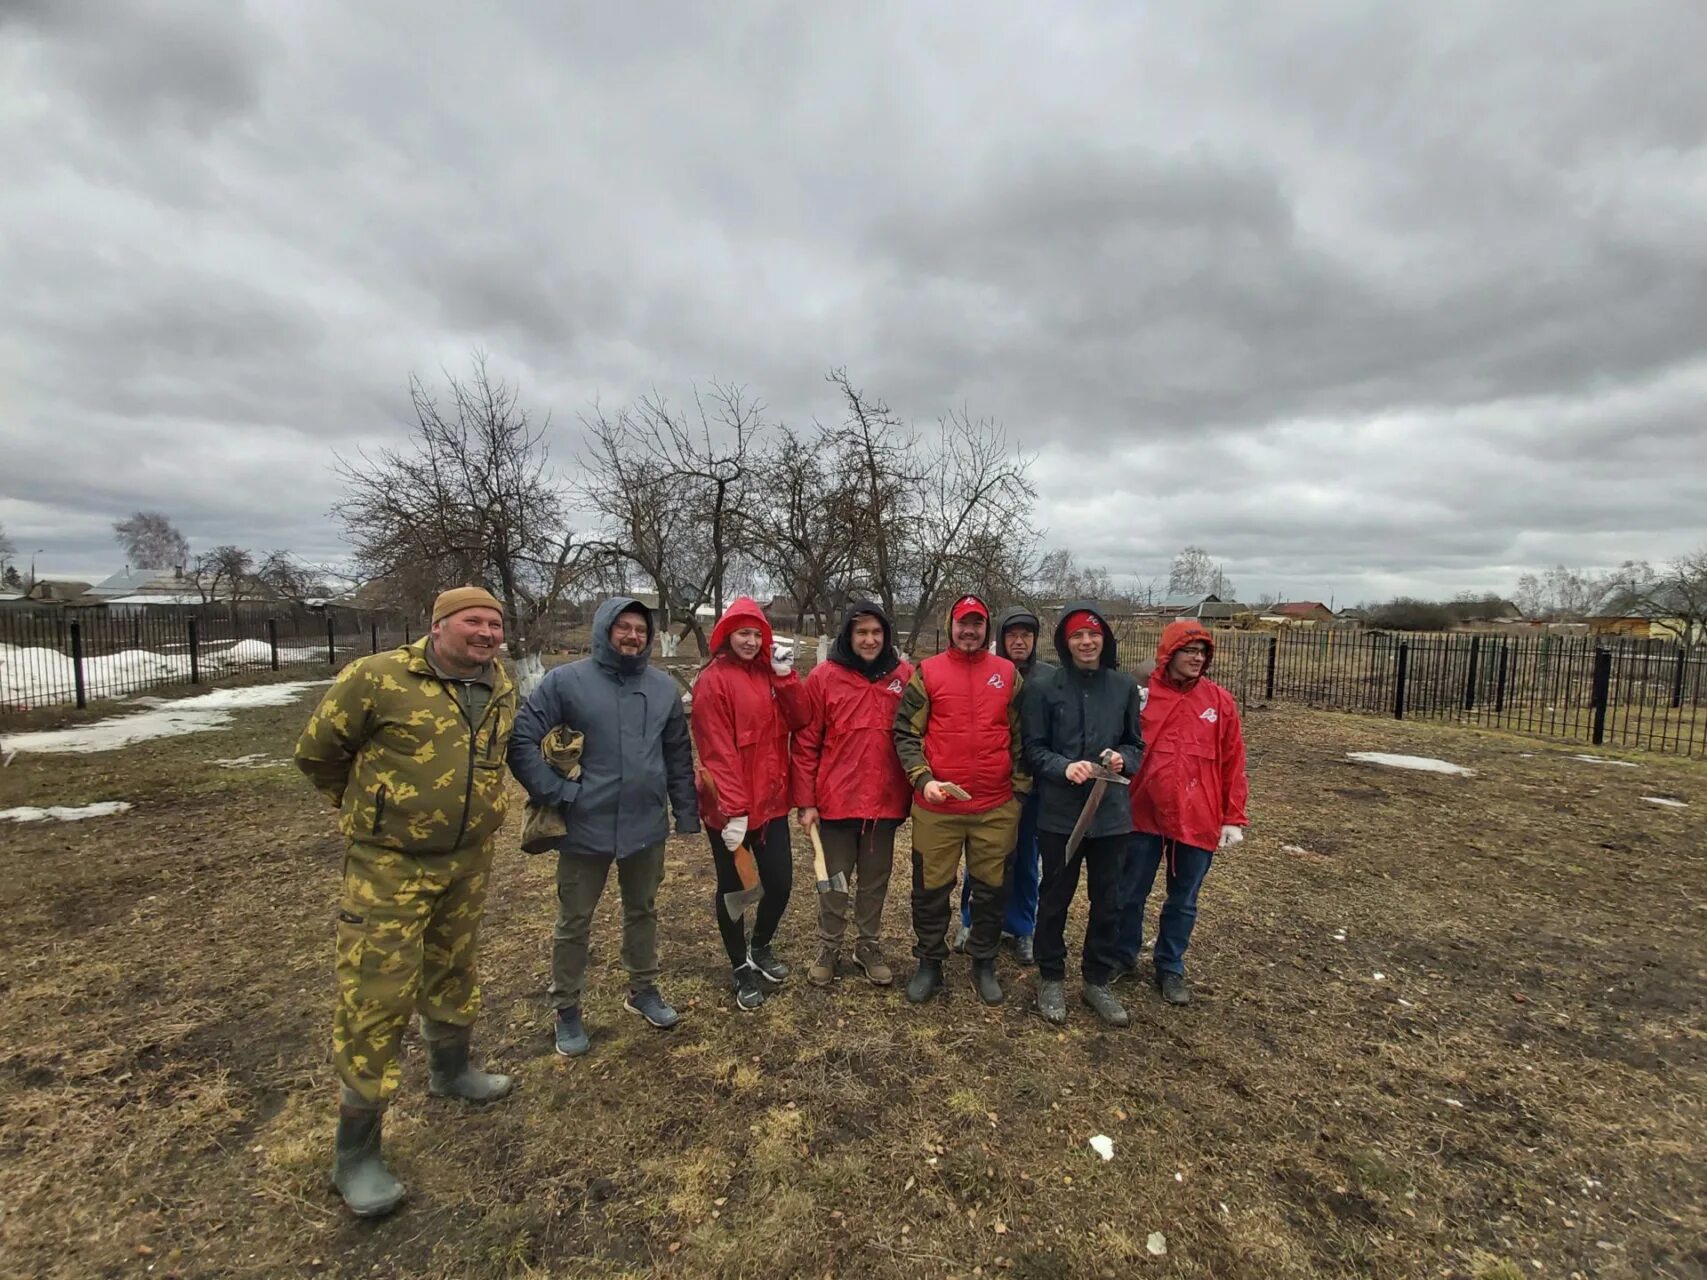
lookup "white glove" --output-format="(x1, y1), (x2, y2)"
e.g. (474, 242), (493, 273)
(1218, 825), (1244, 850)
(721, 814), (749, 851)
(770, 641), (795, 677)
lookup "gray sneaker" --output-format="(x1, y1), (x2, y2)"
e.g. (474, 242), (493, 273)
(1081, 982), (1131, 1027)
(554, 1007), (590, 1057)
(1157, 971), (1191, 1006)
(623, 987), (680, 1029)
(1037, 978), (1067, 1025)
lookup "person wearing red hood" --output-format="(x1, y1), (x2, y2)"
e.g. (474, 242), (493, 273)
(1112, 619), (1249, 1006)
(692, 597), (810, 1011)
(892, 593), (1029, 1006)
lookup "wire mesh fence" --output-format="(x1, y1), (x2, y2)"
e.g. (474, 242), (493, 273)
(0, 603), (415, 713)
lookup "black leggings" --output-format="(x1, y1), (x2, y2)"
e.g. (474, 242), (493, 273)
(707, 816), (794, 969)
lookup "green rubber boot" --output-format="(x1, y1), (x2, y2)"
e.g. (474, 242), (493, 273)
(332, 1103), (405, 1218)
(423, 1022), (514, 1103)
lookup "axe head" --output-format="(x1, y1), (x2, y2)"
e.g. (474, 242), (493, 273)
(815, 870), (850, 894)
(723, 884), (764, 921)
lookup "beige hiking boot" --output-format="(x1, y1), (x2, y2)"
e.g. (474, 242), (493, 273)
(808, 946), (839, 987)
(853, 940), (894, 986)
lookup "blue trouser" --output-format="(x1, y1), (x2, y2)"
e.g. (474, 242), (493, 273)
(1113, 831), (1213, 976)
(959, 790), (1040, 936)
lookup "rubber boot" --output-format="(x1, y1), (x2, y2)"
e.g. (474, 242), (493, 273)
(905, 959), (944, 1004)
(332, 1102), (405, 1218)
(423, 1023), (514, 1103)
(970, 957), (1004, 1006)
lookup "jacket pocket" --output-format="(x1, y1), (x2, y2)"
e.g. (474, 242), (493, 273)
(372, 783), (388, 836)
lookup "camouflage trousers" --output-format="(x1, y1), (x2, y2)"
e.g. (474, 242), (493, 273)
(332, 836), (496, 1108)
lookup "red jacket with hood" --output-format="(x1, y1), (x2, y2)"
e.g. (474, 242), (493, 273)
(1130, 619), (1249, 851)
(691, 597), (809, 830)
(791, 603), (914, 821)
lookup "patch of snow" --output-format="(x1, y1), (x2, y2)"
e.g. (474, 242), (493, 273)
(1347, 751), (1474, 776)
(1640, 796), (1688, 808)
(1088, 1134), (1114, 1161)
(1570, 755), (1638, 768)
(1, 801), (133, 822)
(212, 752), (276, 769)
(1, 682), (324, 755)
(1372, 971), (1386, 981)
(1146, 1232), (1167, 1256)
(0, 639), (324, 709)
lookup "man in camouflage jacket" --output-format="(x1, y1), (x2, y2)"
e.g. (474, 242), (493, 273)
(295, 586), (518, 1218)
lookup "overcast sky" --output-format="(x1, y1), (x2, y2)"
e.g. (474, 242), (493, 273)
(4, 1), (1705, 604)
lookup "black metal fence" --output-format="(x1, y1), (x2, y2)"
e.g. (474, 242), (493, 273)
(1106, 624), (1706, 758)
(0, 603), (415, 713)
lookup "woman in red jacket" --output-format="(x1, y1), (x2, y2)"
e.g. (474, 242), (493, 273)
(792, 602), (914, 989)
(1112, 619), (1249, 1007)
(692, 597), (809, 1010)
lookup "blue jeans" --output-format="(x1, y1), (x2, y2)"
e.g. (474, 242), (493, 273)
(959, 790), (1041, 936)
(1113, 832), (1212, 976)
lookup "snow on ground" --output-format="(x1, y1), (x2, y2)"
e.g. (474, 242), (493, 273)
(1346, 752), (1475, 776)
(1, 801), (133, 822)
(1570, 755), (1640, 768)
(0, 682), (324, 755)
(211, 753), (279, 769)
(1640, 796), (1689, 809)
(0, 641), (327, 710)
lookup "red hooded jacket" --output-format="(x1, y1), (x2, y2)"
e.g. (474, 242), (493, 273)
(691, 597), (809, 830)
(792, 653), (915, 822)
(1130, 619), (1249, 851)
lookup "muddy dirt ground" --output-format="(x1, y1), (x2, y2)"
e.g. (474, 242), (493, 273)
(0, 688), (1701, 1280)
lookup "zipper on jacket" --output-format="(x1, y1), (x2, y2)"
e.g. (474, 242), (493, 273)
(372, 783), (388, 836)
(449, 684), (485, 851)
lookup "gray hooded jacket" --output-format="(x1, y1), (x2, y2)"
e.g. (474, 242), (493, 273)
(507, 597), (700, 857)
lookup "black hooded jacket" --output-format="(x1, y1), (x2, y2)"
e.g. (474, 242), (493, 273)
(827, 600), (901, 681)
(1020, 600), (1145, 839)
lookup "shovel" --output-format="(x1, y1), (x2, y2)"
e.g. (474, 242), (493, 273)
(807, 823), (849, 895)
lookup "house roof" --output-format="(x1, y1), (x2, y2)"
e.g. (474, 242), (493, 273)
(1157, 593), (1221, 610)
(1593, 582), (1691, 618)
(88, 567), (190, 597)
(1271, 601), (1331, 617)
(25, 579), (94, 601)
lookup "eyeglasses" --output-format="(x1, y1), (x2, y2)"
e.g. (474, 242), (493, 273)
(1178, 645), (1210, 657)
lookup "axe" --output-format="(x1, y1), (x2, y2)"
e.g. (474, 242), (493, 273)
(698, 767), (764, 923)
(1063, 754), (1129, 860)
(807, 823), (848, 895)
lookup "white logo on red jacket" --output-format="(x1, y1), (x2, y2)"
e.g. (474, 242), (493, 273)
(886, 679), (904, 694)
(1199, 707), (1218, 723)
(987, 673), (1005, 689)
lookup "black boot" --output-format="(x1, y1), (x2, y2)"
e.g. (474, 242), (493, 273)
(332, 1105), (405, 1218)
(423, 1023), (514, 1103)
(970, 957), (1004, 1005)
(906, 959), (944, 1004)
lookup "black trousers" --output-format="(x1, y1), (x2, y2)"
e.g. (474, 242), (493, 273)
(1034, 830), (1129, 985)
(707, 816), (793, 969)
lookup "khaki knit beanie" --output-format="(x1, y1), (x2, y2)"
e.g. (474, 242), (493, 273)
(431, 586), (505, 625)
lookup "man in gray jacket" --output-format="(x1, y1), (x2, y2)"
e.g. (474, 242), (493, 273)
(509, 597), (699, 1056)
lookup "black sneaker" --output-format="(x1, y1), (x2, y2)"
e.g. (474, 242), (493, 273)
(1157, 971), (1191, 1006)
(748, 943), (790, 984)
(733, 965), (766, 1011)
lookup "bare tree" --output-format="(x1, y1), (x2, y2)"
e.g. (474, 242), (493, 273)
(254, 550), (319, 605)
(114, 511), (190, 570)
(1033, 547), (1113, 603)
(192, 544), (254, 601)
(0, 521), (14, 576)
(578, 384), (764, 653)
(827, 369), (918, 624)
(333, 353), (606, 654)
(1602, 550), (1707, 647)
(746, 422), (863, 632)
(1168, 545), (1230, 598)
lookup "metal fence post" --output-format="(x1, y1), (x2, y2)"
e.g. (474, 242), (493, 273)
(371, 622), (380, 654)
(1264, 635), (1277, 700)
(326, 615), (337, 666)
(188, 617), (201, 685)
(1463, 635), (1480, 711)
(1393, 642), (1409, 720)
(268, 618), (280, 671)
(1590, 648), (1612, 745)
(70, 620), (87, 709)
(1494, 641), (1509, 714)
(1673, 648), (1687, 709)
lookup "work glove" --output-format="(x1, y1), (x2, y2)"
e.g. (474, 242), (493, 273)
(1218, 825), (1244, 850)
(770, 641), (795, 677)
(721, 814), (749, 852)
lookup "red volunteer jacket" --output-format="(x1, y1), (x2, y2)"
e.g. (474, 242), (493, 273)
(1130, 620), (1249, 851)
(791, 657), (915, 821)
(912, 647), (1020, 815)
(691, 598), (809, 830)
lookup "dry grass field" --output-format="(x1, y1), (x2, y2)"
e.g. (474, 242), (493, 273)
(0, 685), (1701, 1279)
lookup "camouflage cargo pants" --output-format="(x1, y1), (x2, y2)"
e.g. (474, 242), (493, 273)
(332, 836), (496, 1107)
